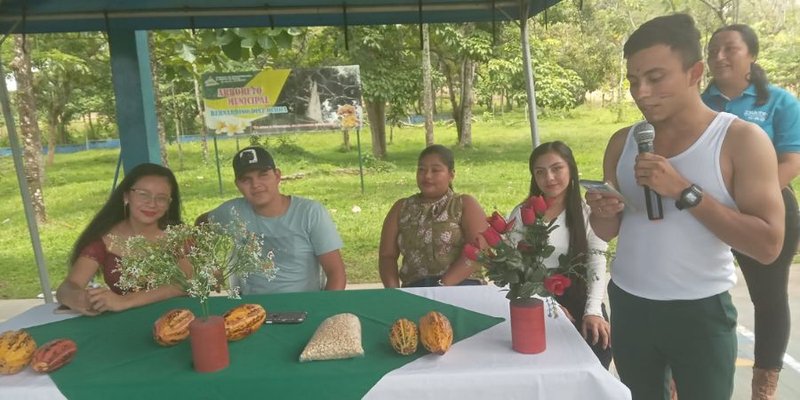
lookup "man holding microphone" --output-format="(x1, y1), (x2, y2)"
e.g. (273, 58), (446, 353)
(587, 14), (785, 400)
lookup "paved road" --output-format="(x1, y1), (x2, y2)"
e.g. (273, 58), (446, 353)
(731, 267), (800, 399)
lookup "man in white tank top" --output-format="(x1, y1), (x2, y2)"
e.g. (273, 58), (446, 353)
(586, 14), (785, 400)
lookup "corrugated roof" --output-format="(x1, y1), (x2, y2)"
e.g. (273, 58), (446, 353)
(0, 0), (562, 33)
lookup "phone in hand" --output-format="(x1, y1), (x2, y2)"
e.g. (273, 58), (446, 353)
(265, 311), (307, 324)
(579, 179), (628, 204)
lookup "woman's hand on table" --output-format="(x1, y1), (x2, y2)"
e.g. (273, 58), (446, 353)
(581, 315), (610, 349)
(87, 287), (128, 313)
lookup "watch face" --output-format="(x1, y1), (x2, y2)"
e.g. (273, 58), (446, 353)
(686, 192), (699, 203)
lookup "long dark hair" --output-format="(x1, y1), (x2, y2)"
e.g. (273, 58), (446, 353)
(419, 144), (455, 190)
(527, 141), (588, 266)
(710, 24), (770, 106)
(69, 163), (182, 265)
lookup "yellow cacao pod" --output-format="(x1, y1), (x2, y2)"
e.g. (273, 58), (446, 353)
(31, 338), (77, 373)
(0, 330), (37, 375)
(389, 319), (418, 355)
(223, 304), (266, 341)
(153, 309), (195, 346)
(419, 311), (453, 355)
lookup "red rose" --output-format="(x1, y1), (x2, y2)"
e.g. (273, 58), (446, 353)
(488, 212), (515, 233)
(544, 274), (572, 296)
(516, 241), (534, 254)
(462, 242), (481, 261)
(481, 227), (502, 248)
(520, 205), (536, 225)
(526, 196), (548, 216)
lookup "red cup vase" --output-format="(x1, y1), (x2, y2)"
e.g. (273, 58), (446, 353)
(509, 297), (546, 354)
(189, 315), (230, 373)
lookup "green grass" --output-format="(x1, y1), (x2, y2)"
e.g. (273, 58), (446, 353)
(0, 104), (644, 299)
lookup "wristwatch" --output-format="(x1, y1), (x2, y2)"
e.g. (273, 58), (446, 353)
(675, 184), (703, 210)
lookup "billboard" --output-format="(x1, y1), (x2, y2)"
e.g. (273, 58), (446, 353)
(202, 66), (363, 135)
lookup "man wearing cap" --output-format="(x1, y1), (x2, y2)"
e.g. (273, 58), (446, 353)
(208, 146), (347, 294)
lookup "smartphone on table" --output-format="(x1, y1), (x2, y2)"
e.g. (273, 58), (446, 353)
(264, 311), (307, 324)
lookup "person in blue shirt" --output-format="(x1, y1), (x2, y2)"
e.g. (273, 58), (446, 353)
(209, 146), (347, 294)
(702, 24), (800, 399)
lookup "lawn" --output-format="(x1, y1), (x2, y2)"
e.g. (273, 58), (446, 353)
(1, 104), (643, 299)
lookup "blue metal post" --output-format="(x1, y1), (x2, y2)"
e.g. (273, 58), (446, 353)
(108, 29), (161, 172)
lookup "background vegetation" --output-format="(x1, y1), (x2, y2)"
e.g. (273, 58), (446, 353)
(1, 0), (799, 297)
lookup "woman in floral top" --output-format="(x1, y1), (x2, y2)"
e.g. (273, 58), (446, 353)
(379, 145), (488, 287)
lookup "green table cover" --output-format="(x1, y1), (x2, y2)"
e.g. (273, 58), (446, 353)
(25, 289), (504, 399)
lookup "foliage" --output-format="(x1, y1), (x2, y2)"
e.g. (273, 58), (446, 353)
(114, 213), (276, 318)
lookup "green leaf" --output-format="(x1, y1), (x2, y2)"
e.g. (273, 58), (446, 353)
(175, 43), (196, 63)
(273, 31), (293, 48)
(221, 36), (243, 60)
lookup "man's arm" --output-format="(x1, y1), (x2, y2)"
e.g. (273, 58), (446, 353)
(318, 249), (346, 290)
(587, 127), (628, 242)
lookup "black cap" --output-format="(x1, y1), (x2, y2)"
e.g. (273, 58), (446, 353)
(233, 146), (276, 179)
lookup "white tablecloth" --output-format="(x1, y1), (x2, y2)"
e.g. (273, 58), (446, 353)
(0, 286), (630, 400)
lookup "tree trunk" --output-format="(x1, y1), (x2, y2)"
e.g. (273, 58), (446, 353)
(46, 121), (56, 166)
(172, 86), (184, 170)
(149, 33), (169, 167)
(442, 63), (462, 140)
(365, 100), (387, 158)
(422, 24), (435, 146)
(192, 65), (210, 164)
(10, 35), (47, 223)
(342, 129), (351, 151)
(458, 58), (476, 148)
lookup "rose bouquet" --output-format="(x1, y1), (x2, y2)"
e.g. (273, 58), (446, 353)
(115, 211), (276, 319)
(463, 195), (585, 315)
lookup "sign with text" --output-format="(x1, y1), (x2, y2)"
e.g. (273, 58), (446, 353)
(202, 66), (363, 135)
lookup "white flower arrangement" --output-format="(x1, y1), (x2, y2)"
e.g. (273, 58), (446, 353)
(115, 211), (276, 318)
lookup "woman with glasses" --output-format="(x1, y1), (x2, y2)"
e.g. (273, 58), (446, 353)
(56, 163), (190, 316)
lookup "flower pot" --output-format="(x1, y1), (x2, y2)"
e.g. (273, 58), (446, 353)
(509, 298), (546, 354)
(189, 316), (230, 373)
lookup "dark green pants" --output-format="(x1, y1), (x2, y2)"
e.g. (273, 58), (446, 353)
(609, 281), (737, 400)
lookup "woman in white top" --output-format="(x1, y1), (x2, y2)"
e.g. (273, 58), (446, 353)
(509, 141), (612, 368)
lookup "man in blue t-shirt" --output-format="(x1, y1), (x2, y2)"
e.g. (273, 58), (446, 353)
(209, 146), (347, 294)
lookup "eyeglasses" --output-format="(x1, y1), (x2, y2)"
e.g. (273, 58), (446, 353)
(129, 188), (172, 208)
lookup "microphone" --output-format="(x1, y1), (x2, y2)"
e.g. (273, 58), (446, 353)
(633, 122), (664, 220)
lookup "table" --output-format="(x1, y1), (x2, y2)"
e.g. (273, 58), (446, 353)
(0, 286), (630, 399)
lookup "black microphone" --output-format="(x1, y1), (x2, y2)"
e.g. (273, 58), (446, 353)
(633, 122), (664, 220)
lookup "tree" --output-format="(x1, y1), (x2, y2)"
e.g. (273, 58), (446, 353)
(9, 35), (47, 223)
(422, 24), (435, 146)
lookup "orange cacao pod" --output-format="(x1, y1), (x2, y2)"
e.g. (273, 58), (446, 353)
(419, 311), (453, 355)
(389, 319), (418, 355)
(0, 330), (37, 375)
(153, 309), (195, 346)
(31, 338), (77, 373)
(223, 304), (266, 341)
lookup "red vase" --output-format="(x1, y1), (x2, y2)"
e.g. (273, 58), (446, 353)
(509, 298), (546, 354)
(189, 316), (230, 373)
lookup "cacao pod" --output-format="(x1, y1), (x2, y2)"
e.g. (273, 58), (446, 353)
(153, 309), (195, 346)
(0, 330), (37, 375)
(419, 311), (453, 355)
(31, 338), (77, 373)
(389, 319), (418, 355)
(223, 304), (266, 341)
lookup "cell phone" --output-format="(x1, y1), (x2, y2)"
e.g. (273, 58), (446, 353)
(265, 311), (307, 324)
(579, 179), (626, 202)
